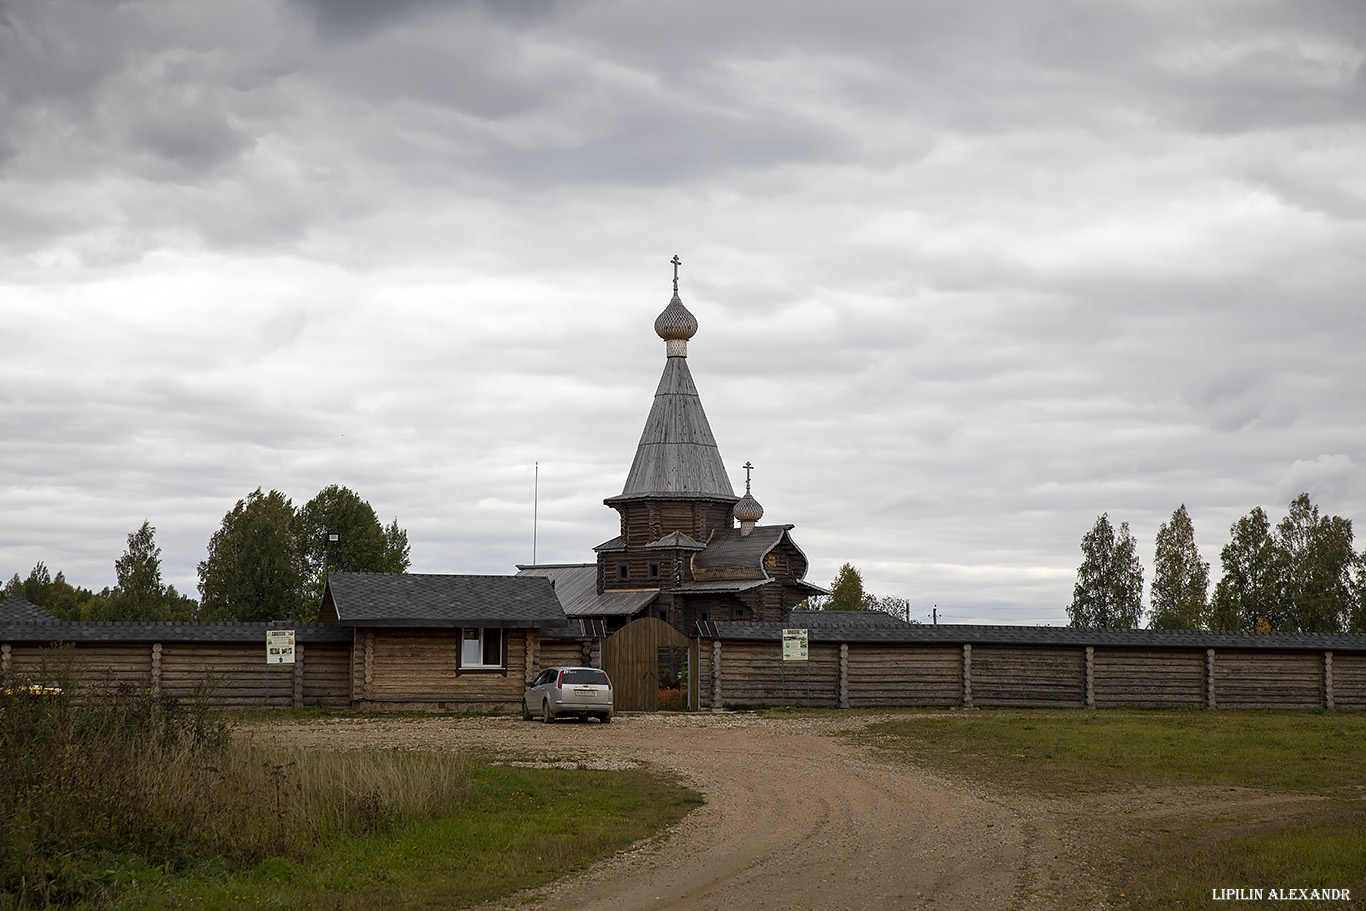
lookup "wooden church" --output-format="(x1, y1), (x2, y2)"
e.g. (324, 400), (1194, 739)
(519, 260), (825, 635)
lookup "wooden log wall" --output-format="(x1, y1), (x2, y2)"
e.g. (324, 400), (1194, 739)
(1333, 653), (1366, 710)
(697, 641), (840, 709)
(2, 643), (152, 695)
(355, 628), (529, 707)
(541, 638), (592, 669)
(1091, 648), (1205, 709)
(698, 638), (1366, 711)
(1213, 650), (1323, 709)
(161, 643), (297, 709)
(970, 646), (1086, 708)
(845, 644), (961, 708)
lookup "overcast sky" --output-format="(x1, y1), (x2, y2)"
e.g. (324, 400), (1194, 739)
(3, 0), (1364, 625)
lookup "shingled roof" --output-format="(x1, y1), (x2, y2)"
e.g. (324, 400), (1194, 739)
(695, 620), (1366, 652)
(323, 572), (566, 628)
(0, 620), (352, 645)
(0, 595), (57, 623)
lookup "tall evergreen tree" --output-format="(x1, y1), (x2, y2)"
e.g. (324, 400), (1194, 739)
(1068, 514), (1145, 628)
(1149, 505), (1210, 629)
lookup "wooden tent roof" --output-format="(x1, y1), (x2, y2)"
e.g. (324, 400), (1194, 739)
(610, 354), (736, 503)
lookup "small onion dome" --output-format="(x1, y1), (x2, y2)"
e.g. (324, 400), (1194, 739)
(733, 490), (764, 536)
(655, 292), (698, 357)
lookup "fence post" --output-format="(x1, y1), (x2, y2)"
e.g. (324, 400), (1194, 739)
(293, 643), (305, 709)
(525, 630), (539, 685)
(363, 630), (374, 701)
(838, 643), (849, 709)
(151, 643), (162, 697)
(962, 644), (973, 708)
(1085, 646), (1095, 709)
(2, 642), (10, 675)
(1325, 651), (1334, 711)
(711, 640), (723, 711)
(1205, 649), (1216, 709)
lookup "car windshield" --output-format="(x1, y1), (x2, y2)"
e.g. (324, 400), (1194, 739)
(560, 669), (609, 686)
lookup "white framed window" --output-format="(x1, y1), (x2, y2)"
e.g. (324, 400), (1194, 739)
(461, 628), (504, 668)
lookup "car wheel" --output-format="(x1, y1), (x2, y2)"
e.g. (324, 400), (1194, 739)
(522, 699), (533, 721)
(542, 700), (554, 723)
(600, 713), (613, 724)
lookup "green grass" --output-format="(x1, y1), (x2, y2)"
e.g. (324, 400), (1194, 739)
(123, 764), (701, 910)
(856, 709), (1366, 910)
(0, 675), (701, 910)
(860, 709), (1366, 795)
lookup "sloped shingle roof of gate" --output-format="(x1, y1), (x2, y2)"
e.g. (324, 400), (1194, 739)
(695, 620), (1366, 652)
(326, 572), (566, 627)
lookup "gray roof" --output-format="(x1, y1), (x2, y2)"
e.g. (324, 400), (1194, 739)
(695, 621), (1366, 652)
(674, 579), (770, 594)
(788, 610), (917, 629)
(0, 595), (57, 623)
(692, 525), (792, 582)
(646, 531), (707, 551)
(612, 355), (736, 502)
(541, 617), (609, 640)
(686, 525), (825, 596)
(593, 536), (626, 553)
(0, 620), (352, 645)
(515, 564), (657, 618)
(325, 572), (566, 627)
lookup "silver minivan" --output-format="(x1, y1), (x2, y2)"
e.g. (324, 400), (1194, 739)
(523, 666), (614, 723)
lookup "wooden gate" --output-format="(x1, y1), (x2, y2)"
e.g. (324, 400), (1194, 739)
(602, 617), (691, 712)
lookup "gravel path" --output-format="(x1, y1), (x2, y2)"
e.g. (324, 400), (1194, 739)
(250, 711), (1105, 910)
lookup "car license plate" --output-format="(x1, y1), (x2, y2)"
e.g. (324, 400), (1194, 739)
(574, 687), (595, 696)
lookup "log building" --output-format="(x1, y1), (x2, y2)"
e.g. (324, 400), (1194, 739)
(519, 267), (825, 633)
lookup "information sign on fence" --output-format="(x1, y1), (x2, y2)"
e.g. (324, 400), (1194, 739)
(266, 629), (296, 665)
(782, 628), (808, 662)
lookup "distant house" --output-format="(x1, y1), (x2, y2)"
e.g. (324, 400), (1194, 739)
(320, 571), (567, 710)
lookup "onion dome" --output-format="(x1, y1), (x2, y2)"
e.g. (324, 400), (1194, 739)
(655, 291), (698, 357)
(733, 461), (764, 536)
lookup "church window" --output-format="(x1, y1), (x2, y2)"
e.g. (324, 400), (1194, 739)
(648, 562), (661, 580)
(616, 562), (630, 581)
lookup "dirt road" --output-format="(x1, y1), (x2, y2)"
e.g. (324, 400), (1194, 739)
(256, 711), (1104, 910)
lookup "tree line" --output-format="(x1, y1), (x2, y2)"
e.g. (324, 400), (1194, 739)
(3, 485), (409, 624)
(1068, 493), (1365, 633)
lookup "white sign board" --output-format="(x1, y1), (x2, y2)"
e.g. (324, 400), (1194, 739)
(782, 628), (809, 662)
(266, 629), (295, 665)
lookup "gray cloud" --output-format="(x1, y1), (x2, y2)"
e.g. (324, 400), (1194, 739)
(2, 0), (1364, 624)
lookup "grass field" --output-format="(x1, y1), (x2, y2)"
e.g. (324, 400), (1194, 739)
(0, 685), (701, 911)
(856, 709), (1366, 910)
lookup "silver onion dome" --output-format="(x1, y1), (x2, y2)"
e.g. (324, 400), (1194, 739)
(655, 292), (698, 356)
(733, 490), (764, 525)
